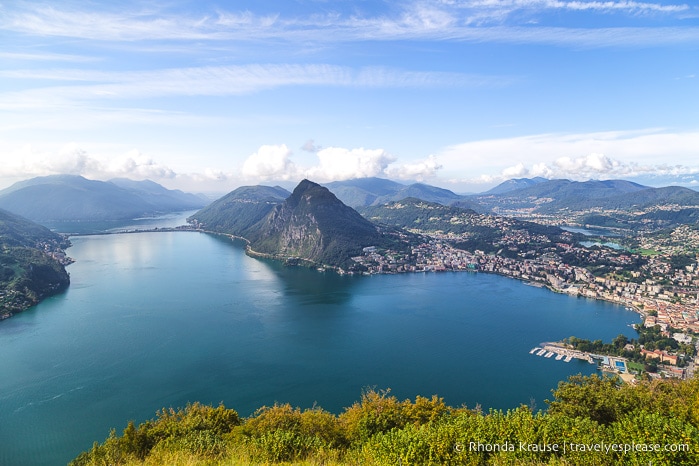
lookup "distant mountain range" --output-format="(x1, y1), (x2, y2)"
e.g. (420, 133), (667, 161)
(324, 177), (480, 210)
(0, 208), (70, 318)
(482, 177), (548, 195)
(325, 177), (699, 231)
(0, 175), (208, 223)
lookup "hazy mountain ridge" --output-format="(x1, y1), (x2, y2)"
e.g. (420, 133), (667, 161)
(324, 178), (472, 208)
(482, 177), (548, 195)
(0, 208), (70, 319)
(473, 178), (699, 229)
(0, 175), (208, 223)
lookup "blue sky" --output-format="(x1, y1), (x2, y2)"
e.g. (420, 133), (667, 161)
(1, 0), (697, 194)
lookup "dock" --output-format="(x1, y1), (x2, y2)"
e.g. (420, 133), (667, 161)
(529, 343), (592, 364)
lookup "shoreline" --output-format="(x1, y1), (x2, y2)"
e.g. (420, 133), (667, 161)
(64, 227), (652, 325)
(186, 227), (653, 325)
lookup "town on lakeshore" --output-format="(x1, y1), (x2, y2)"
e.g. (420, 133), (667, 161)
(345, 208), (699, 384)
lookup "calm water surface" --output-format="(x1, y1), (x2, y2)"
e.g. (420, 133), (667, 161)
(0, 231), (640, 465)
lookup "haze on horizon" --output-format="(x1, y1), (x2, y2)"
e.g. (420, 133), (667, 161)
(1, 0), (698, 194)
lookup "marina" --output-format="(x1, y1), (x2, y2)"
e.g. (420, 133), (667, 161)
(529, 343), (593, 364)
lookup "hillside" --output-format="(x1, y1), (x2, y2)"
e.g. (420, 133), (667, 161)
(187, 185), (290, 236)
(245, 180), (394, 269)
(0, 208), (71, 319)
(359, 197), (570, 254)
(0, 175), (208, 223)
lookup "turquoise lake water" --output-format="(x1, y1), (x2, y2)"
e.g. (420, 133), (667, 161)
(0, 230), (640, 465)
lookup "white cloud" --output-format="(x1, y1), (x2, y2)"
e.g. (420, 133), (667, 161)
(386, 155), (443, 181)
(0, 143), (179, 182)
(501, 162), (529, 178)
(301, 140), (321, 153)
(240, 144), (442, 184)
(440, 129), (699, 183)
(242, 144), (298, 181)
(105, 150), (177, 179)
(305, 147), (397, 181)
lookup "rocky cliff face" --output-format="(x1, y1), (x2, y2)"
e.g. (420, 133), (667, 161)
(246, 180), (384, 268)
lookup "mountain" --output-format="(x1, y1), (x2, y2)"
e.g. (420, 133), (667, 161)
(484, 177), (548, 195)
(187, 185), (290, 236)
(324, 177), (406, 207)
(471, 179), (646, 212)
(0, 175), (208, 223)
(245, 180), (395, 269)
(324, 177), (472, 208)
(469, 179), (699, 230)
(109, 178), (208, 210)
(0, 208), (71, 319)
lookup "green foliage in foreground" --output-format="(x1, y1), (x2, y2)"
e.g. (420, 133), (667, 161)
(71, 375), (699, 466)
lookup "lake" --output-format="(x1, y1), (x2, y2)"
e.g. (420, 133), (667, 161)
(0, 230), (640, 465)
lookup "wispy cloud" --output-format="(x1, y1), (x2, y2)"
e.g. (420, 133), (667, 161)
(0, 64), (508, 111)
(1, 2), (696, 48)
(0, 51), (99, 62)
(448, 0), (690, 15)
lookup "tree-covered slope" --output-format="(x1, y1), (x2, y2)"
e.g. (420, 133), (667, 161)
(359, 197), (483, 234)
(0, 208), (70, 319)
(187, 185), (290, 236)
(359, 197), (568, 254)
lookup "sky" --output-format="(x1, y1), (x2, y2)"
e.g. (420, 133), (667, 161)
(0, 0), (697, 194)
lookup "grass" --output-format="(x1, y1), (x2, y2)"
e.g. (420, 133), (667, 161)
(635, 248), (661, 256)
